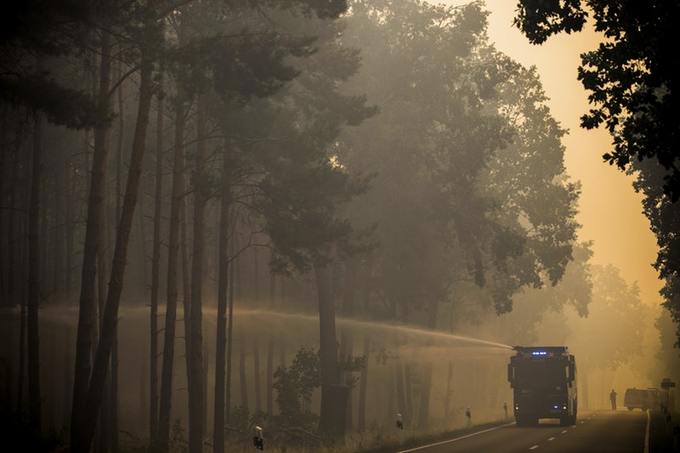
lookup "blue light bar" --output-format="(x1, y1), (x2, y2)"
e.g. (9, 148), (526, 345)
(532, 351), (548, 356)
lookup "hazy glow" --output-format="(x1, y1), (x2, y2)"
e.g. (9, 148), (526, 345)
(444, 0), (662, 305)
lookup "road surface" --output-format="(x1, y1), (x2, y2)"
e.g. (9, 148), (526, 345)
(398, 411), (650, 453)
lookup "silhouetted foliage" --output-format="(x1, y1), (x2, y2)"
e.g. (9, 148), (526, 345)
(514, 0), (680, 344)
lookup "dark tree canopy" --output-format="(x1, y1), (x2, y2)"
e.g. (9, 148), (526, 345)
(514, 0), (680, 346)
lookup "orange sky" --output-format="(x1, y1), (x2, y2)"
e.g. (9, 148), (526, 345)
(444, 0), (663, 305)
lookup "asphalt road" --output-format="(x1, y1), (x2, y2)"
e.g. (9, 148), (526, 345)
(398, 411), (650, 453)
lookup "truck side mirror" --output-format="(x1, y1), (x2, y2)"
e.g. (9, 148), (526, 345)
(568, 363), (575, 382)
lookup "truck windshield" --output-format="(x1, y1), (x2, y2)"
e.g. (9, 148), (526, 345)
(514, 360), (567, 388)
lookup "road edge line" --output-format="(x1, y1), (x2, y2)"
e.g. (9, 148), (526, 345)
(396, 422), (516, 453)
(644, 409), (650, 453)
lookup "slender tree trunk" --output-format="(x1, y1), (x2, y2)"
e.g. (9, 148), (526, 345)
(16, 273), (26, 413)
(404, 363), (413, 424)
(64, 157), (74, 293)
(343, 258), (356, 317)
(157, 96), (185, 449)
(387, 364), (395, 425)
(357, 337), (369, 432)
(395, 362), (406, 426)
(148, 69), (164, 442)
(315, 261), (341, 436)
(239, 342), (248, 411)
(253, 339), (262, 413)
(444, 361), (453, 420)
(71, 32), (112, 443)
(266, 338), (273, 415)
(225, 233), (236, 424)
(188, 93), (207, 453)
(70, 30), (154, 452)
(213, 141), (231, 453)
(27, 112), (43, 431)
(418, 364), (432, 429)
(54, 157), (66, 295)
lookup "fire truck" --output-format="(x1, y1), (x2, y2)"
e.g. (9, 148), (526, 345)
(507, 346), (577, 426)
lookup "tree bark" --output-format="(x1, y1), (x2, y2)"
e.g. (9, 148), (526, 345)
(157, 95), (185, 449)
(266, 337), (274, 415)
(357, 337), (369, 432)
(225, 233), (236, 424)
(213, 141), (231, 453)
(71, 32), (111, 443)
(250, 338), (261, 413)
(395, 362), (406, 426)
(239, 342), (248, 411)
(444, 361), (453, 420)
(417, 364), (432, 429)
(315, 261), (341, 436)
(70, 29), (154, 452)
(188, 93), (207, 453)
(27, 112), (43, 431)
(148, 69), (164, 442)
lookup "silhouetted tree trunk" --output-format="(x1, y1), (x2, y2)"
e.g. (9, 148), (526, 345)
(188, 93), (207, 453)
(404, 363), (414, 425)
(16, 272), (26, 413)
(157, 95), (186, 449)
(341, 333), (354, 431)
(239, 342), (248, 411)
(225, 234), (236, 423)
(315, 261), (341, 436)
(357, 337), (369, 432)
(148, 68), (164, 441)
(253, 339), (262, 413)
(214, 143), (231, 453)
(71, 32), (111, 442)
(418, 364), (432, 429)
(70, 27), (155, 452)
(27, 112), (42, 431)
(444, 361), (453, 420)
(266, 338), (274, 415)
(395, 362), (406, 426)
(343, 258), (356, 317)
(64, 156), (74, 293)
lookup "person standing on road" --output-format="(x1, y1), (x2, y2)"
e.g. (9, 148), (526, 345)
(503, 402), (508, 420)
(610, 389), (617, 411)
(465, 407), (472, 427)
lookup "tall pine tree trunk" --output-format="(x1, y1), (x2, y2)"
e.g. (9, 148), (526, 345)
(71, 33), (111, 443)
(148, 69), (164, 442)
(315, 261), (342, 436)
(444, 361), (453, 421)
(70, 29), (154, 452)
(266, 338), (274, 415)
(239, 342), (248, 411)
(213, 141), (231, 453)
(157, 95), (185, 449)
(357, 337), (369, 432)
(225, 233), (236, 424)
(188, 93), (207, 453)
(27, 112), (43, 431)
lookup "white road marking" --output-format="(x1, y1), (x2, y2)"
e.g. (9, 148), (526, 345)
(580, 421), (585, 424)
(396, 422), (516, 453)
(529, 445), (539, 450)
(548, 437), (555, 441)
(644, 409), (650, 453)
(561, 430), (567, 434)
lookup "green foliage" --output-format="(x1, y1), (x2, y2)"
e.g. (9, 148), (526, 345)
(338, 0), (578, 321)
(273, 347), (321, 424)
